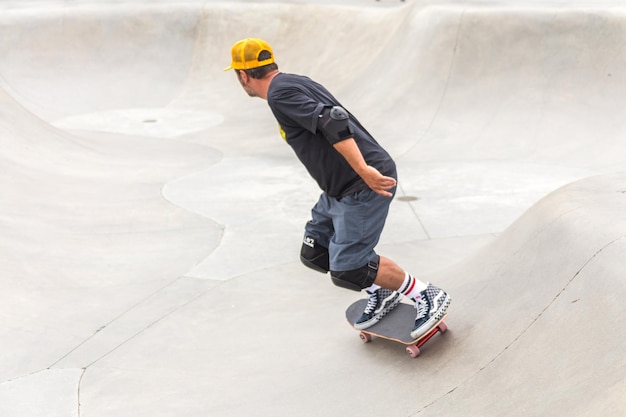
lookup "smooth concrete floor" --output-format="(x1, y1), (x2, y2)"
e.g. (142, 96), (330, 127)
(1, 1), (626, 416)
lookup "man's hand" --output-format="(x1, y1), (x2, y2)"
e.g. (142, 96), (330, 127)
(333, 138), (396, 197)
(361, 165), (397, 197)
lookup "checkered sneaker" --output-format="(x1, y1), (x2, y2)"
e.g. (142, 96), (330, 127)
(354, 288), (402, 330)
(410, 283), (451, 339)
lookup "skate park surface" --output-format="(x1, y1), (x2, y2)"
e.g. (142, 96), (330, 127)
(2, 0), (626, 416)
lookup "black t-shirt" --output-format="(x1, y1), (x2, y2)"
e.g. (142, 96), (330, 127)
(267, 72), (396, 198)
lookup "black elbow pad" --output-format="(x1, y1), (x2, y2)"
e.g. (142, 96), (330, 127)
(317, 106), (354, 143)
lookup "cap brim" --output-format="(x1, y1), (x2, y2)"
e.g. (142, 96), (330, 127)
(223, 65), (233, 71)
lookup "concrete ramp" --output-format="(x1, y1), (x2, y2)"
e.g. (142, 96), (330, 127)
(424, 172), (626, 416)
(1, 1), (626, 416)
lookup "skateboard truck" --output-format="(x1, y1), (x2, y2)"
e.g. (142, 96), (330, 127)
(358, 320), (448, 358)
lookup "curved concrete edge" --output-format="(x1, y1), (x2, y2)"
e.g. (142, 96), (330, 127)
(420, 171), (626, 416)
(1, 2), (626, 417)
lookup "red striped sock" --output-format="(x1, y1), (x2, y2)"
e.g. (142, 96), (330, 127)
(398, 273), (427, 301)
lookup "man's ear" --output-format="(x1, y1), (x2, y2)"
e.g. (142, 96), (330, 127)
(237, 70), (248, 83)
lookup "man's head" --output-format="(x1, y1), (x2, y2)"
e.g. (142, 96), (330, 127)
(225, 38), (279, 98)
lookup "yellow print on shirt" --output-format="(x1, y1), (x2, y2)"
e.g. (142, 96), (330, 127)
(278, 124), (287, 142)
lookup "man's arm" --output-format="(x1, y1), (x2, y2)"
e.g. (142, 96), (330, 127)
(333, 138), (397, 197)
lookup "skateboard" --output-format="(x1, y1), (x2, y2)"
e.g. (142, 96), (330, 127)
(345, 299), (448, 358)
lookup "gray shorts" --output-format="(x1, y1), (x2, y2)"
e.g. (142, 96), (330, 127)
(304, 179), (396, 272)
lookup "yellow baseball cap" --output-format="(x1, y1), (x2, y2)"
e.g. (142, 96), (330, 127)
(224, 38), (275, 71)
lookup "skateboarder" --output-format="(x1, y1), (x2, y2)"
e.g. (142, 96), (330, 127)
(225, 38), (451, 339)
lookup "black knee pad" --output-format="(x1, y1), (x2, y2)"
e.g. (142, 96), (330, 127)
(300, 236), (329, 274)
(330, 256), (379, 292)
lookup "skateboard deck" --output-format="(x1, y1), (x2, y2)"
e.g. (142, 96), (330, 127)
(345, 299), (448, 358)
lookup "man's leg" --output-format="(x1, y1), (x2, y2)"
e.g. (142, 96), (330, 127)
(326, 188), (402, 329)
(373, 256), (407, 289)
(298, 193), (404, 329)
(326, 185), (451, 336)
(376, 256), (451, 339)
(300, 194), (334, 274)
(330, 255), (403, 330)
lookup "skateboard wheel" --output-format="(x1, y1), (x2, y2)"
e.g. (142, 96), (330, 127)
(438, 321), (448, 333)
(359, 332), (372, 343)
(406, 345), (420, 358)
